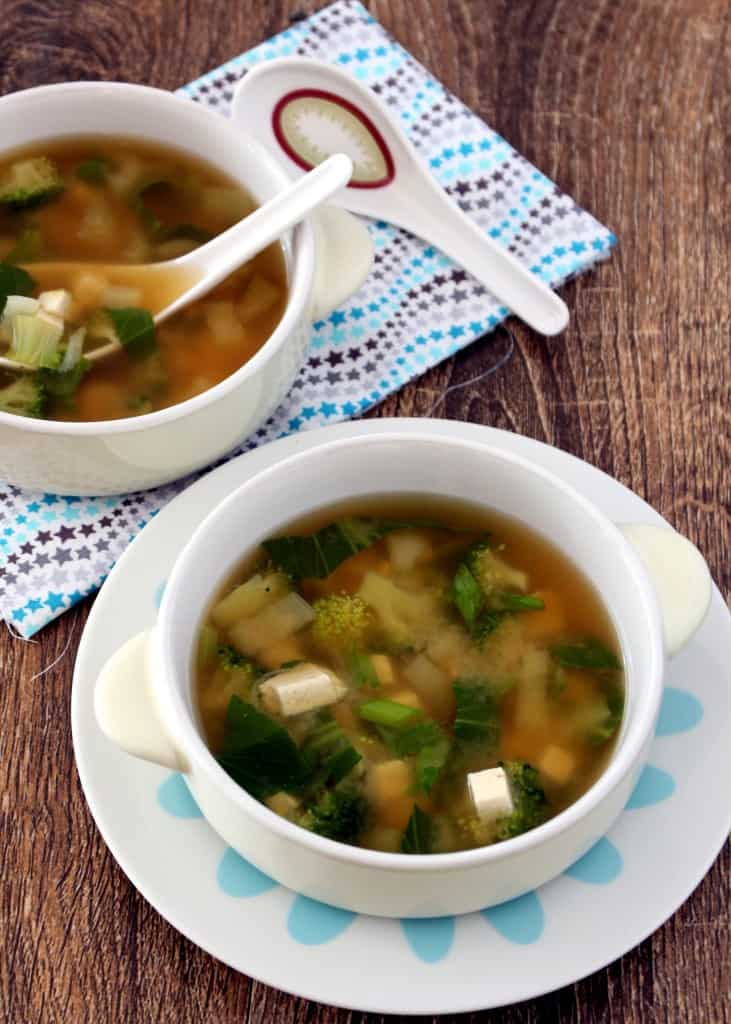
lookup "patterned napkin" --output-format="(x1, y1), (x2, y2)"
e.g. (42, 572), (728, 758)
(0, 0), (615, 636)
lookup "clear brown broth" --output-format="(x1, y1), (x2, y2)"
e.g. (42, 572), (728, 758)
(195, 496), (625, 854)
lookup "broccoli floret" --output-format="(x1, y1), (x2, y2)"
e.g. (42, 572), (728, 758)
(0, 375), (45, 418)
(9, 313), (64, 369)
(311, 594), (373, 651)
(496, 761), (548, 841)
(39, 360), (89, 400)
(468, 609), (510, 648)
(298, 786), (368, 843)
(465, 541), (528, 599)
(217, 644), (261, 682)
(464, 540), (491, 582)
(0, 157), (64, 208)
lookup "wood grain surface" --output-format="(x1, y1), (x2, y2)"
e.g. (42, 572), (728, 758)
(1, 1), (729, 1021)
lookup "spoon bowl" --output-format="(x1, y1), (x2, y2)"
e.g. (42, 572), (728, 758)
(0, 153), (353, 373)
(233, 58), (570, 337)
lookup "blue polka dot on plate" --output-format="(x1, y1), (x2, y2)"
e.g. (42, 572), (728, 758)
(626, 764), (676, 809)
(564, 837), (623, 884)
(656, 687), (703, 736)
(287, 895), (356, 945)
(400, 916), (455, 963)
(482, 890), (544, 944)
(217, 848), (278, 898)
(157, 772), (203, 819)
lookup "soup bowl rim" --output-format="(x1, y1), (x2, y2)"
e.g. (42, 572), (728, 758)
(156, 430), (665, 872)
(0, 80), (316, 435)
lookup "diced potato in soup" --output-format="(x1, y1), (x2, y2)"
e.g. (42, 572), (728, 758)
(195, 497), (625, 853)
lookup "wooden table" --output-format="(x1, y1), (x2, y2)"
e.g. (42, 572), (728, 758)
(1, 1), (728, 1021)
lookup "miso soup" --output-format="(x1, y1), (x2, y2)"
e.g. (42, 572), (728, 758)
(195, 498), (625, 855)
(0, 137), (287, 421)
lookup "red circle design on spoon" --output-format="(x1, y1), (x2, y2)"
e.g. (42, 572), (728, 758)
(272, 88), (396, 189)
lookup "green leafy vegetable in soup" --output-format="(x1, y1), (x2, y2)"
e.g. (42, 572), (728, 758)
(0, 136), (287, 422)
(195, 497), (626, 854)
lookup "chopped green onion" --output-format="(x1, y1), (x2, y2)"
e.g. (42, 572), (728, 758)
(325, 746), (362, 786)
(358, 699), (421, 729)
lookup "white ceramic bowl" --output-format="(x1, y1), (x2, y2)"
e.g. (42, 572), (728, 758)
(0, 82), (373, 495)
(94, 431), (711, 917)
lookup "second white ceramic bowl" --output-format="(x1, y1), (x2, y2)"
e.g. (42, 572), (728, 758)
(0, 82), (373, 495)
(94, 431), (711, 917)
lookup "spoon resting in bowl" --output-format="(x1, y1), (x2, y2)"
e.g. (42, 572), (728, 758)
(0, 153), (353, 373)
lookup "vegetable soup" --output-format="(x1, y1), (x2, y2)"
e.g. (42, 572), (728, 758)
(0, 138), (287, 420)
(195, 497), (625, 855)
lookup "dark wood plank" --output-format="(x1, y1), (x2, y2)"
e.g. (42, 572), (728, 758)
(0, 1), (728, 1022)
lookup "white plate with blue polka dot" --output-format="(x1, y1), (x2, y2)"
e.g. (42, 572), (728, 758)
(71, 418), (731, 1015)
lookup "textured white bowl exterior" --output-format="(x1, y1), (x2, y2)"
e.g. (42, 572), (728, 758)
(132, 433), (668, 917)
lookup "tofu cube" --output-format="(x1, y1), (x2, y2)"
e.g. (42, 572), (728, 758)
(467, 767), (514, 824)
(259, 663), (347, 717)
(38, 289), (72, 319)
(538, 745), (576, 786)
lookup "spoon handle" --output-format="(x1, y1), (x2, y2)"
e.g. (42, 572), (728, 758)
(394, 175), (569, 336)
(159, 153), (354, 322)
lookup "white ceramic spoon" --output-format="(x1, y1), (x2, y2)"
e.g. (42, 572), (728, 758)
(233, 58), (569, 336)
(0, 153), (353, 373)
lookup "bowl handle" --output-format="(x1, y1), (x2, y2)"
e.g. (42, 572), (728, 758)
(94, 629), (186, 771)
(309, 205), (373, 320)
(619, 524), (712, 656)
